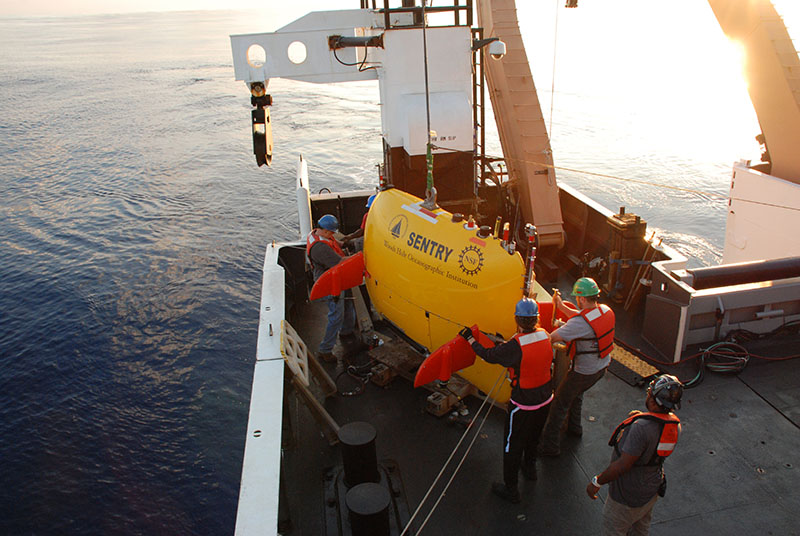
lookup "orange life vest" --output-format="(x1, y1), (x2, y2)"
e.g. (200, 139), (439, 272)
(609, 411), (681, 464)
(568, 304), (615, 359)
(509, 329), (552, 389)
(306, 230), (345, 268)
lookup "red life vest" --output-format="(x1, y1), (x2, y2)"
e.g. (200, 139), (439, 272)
(509, 329), (552, 389)
(306, 230), (345, 268)
(567, 304), (615, 359)
(609, 411), (681, 464)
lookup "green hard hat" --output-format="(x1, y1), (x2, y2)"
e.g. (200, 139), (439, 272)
(572, 277), (600, 297)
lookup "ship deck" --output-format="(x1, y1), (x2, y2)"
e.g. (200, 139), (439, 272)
(279, 296), (800, 535)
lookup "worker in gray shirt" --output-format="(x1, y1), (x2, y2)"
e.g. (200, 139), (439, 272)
(539, 277), (615, 456)
(587, 375), (682, 535)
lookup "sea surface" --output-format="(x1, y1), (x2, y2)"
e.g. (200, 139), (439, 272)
(0, 5), (767, 535)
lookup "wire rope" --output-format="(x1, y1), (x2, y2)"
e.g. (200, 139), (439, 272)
(400, 371), (505, 535)
(413, 382), (500, 534)
(548, 0), (560, 138)
(435, 143), (800, 212)
(474, 151), (800, 212)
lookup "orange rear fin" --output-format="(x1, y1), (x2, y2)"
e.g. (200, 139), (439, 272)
(309, 252), (365, 300)
(414, 325), (493, 387)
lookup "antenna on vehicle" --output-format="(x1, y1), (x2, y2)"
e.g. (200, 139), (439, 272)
(522, 224), (539, 297)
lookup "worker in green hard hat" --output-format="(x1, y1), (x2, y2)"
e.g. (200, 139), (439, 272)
(538, 277), (616, 457)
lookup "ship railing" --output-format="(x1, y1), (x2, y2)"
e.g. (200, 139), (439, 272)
(477, 155), (510, 187)
(643, 255), (800, 364)
(373, 0), (474, 29)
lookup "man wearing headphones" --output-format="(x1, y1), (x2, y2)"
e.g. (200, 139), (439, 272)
(587, 375), (683, 535)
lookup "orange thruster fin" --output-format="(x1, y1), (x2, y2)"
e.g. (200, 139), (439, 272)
(414, 325), (495, 387)
(309, 252), (365, 301)
(537, 301), (556, 332)
(536, 300), (574, 332)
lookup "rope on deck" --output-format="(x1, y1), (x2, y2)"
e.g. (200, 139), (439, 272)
(400, 372), (505, 536)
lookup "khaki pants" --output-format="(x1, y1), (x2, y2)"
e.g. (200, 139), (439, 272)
(602, 494), (658, 536)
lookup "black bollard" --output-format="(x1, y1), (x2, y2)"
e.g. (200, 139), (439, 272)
(346, 482), (390, 536)
(338, 421), (380, 487)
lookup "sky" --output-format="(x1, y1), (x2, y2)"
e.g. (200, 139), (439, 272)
(0, 0), (327, 17)
(0, 0), (797, 30)
(0, 0), (258, 16)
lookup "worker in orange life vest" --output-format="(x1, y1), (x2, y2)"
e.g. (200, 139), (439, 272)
(306, 214), (356, 362)
(587, 374), (683, 536)
(460, 297), (554, 504)
(539, 277), (615, 456)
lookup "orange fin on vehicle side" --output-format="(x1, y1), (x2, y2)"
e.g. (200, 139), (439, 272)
(537, 300), (574, 332)
(309, 252), (365, 301)
(538, 301), (555, 333)
(414, 325), (495, 387)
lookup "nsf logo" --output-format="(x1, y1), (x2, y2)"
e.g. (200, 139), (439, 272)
(388, 215), (409, 239)
(458, 245), (484, 276)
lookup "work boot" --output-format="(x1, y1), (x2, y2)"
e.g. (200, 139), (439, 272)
(521, 463), (537, 481)
(491, 482), (520, 504)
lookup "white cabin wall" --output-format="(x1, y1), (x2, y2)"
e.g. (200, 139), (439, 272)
(379, 27), (473, 155)
(724, 163), (800, 263)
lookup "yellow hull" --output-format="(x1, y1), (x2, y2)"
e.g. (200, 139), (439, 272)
(363, 189), (550, 402)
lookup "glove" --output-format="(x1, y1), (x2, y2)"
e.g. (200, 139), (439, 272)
(458, 326), (474, 343)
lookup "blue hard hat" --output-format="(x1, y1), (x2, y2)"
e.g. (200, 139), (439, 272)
(318, 214), (338, 231)
(515, 298), (539, 318)
(366, 194), (377, 209)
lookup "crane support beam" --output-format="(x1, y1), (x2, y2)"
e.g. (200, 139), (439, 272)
(709, 0), (800, 184)
(477, 0), (565, 248)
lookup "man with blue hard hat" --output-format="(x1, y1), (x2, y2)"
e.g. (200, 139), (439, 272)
(342, 194), (376, 252)
(539, 277), (616, 456)
(306, 214), (357, 362)
(460, 297), (554, 503)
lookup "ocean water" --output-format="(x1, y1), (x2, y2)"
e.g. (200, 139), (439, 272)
(0, 5), (765, 535)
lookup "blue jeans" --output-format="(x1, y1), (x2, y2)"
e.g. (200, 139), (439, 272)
(318, 293), (356, 353)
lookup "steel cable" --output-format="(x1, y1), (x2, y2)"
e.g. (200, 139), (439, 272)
(400, 371), (505, 535)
